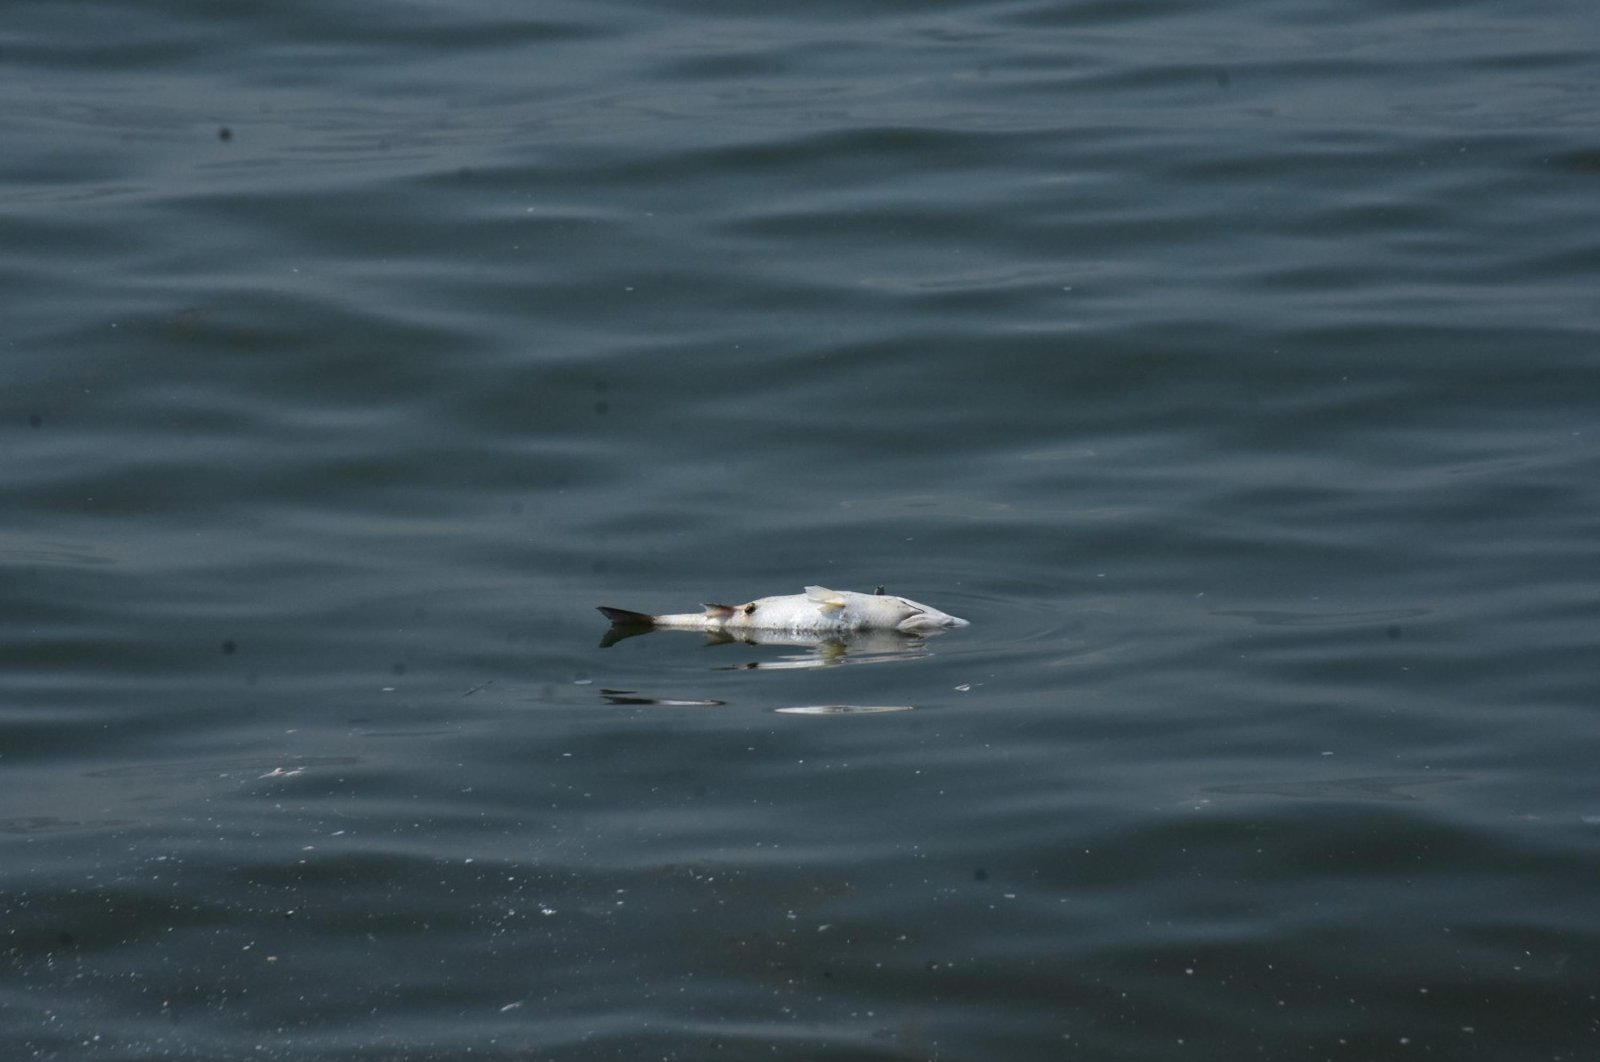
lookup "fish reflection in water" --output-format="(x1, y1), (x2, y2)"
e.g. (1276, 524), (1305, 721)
(599, 690), (727, 707)
(601, 623), (948, 670)
(599, 691), (914, 714)
(774, 704), (914, 715)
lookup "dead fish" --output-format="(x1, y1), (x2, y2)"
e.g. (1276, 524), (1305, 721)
(597, 585), (969, 637)
(598, 619), (948, 657)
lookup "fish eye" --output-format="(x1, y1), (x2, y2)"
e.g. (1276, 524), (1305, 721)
(743, 603), (757, 615)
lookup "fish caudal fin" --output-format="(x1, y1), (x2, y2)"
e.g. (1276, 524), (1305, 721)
(598, 606), (655, 625)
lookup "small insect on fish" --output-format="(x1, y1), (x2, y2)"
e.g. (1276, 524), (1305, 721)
(597, 585), (969, 636)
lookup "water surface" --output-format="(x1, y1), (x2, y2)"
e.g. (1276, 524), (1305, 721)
(4, 1), (1598, 1059)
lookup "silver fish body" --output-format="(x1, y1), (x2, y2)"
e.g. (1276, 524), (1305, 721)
(598, 585), (968, 636)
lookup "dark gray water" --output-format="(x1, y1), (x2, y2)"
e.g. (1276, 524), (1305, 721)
(5, 2), (1598, 1059)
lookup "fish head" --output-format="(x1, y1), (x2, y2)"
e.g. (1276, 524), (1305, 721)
(887, 595), (969, 632)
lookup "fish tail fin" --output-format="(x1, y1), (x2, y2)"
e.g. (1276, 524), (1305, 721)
(598, 606), (656, 625)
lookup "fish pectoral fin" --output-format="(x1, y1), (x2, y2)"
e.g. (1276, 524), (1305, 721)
(701, 603), (738, 620)
(803, 586), (848, 614)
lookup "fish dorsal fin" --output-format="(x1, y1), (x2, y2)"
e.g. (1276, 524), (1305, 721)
(804, 586), (848, 614)
(702, 603), (737, 619)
